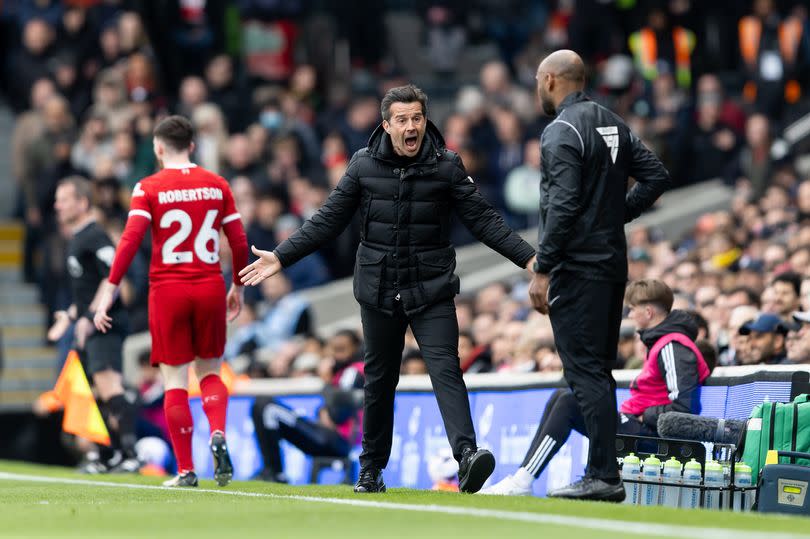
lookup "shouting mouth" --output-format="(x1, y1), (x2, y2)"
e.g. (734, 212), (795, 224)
(404, 134), (419, 152)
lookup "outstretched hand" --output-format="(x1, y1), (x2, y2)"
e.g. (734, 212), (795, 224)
(239, 246), (282, 286)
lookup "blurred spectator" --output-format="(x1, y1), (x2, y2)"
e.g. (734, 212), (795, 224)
(224, 272), (313, 366)
(770, 271), (802, 320)
(739, 0), (809, 118)
(191, 103), (228, 174)
(425, 4), (466, 76)
(8, 18), (56, 112)
(274, 214), (330, 291)
(682, 75), (740, 183)
(726, 113), (775, 199)
(402, 349), (428, 375)
(628, 3), (696, 90)
(738, 313), (790, 365)
(205, 54), (251, 133)
(618, 321), (641, 369)
(503, 137), (541, 226)
(479, 60), (534, 123)
(787, 312), (810, 363)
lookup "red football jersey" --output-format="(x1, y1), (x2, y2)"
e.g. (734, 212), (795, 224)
(124, 164), (241, 284)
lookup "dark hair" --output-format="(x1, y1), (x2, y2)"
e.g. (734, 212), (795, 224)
(773, 271), (802, 297)
(459, 330), (476, 346)
(153, 114), (194, 152)
(333, 329), (361, 347)
(58, 175), (93, 206)
(696, 339), (717, 373)
(625, 279), (674, 313)
(380, 84), (427, 121)
(686, 310), (709, 337)
(728, 286), (761, 308)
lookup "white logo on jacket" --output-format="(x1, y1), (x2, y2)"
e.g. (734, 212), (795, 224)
(596, 126), (619, 164)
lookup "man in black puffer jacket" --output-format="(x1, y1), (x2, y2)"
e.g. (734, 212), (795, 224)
(240, 85), (536, 494)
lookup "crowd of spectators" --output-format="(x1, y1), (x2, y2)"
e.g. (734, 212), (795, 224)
(3, 0), (810, 385)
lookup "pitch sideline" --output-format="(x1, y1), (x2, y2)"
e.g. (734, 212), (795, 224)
(0, 471), (802, 539)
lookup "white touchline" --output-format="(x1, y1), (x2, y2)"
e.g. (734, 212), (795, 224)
(0, 471), (801, 539)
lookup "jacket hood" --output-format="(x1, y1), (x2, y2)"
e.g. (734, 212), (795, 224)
(639, 309), (698, 348)
(366, 119), (446, 162)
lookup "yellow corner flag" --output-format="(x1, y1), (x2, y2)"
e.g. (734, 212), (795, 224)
(36, 351), (110, 446)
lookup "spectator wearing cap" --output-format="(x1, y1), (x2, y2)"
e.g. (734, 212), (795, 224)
(628, 248), (652, 282)
(738, 313), (790, 365)
(770, 272), (802, 322)
(787, 312), (810, 364)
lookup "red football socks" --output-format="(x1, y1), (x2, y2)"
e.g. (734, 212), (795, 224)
(200, 374), (229, 435)
(164, 388), (195, 473)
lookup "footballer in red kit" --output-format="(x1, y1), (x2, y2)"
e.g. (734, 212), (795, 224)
(94, 115), (248, 488)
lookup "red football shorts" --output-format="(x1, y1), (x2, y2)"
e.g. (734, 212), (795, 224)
(148, 278), (226, 366)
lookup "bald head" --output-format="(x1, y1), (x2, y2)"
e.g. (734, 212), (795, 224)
(536, 50), (586, 116)
(538, 50), (586, 84)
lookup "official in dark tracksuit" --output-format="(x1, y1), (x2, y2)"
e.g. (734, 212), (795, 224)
(528, 50), (671, 501)
(241, 84), (536, 494)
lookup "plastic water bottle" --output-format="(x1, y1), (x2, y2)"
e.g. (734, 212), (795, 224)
(680, 459), (702, 509)
(661, 457), (682, 508)
(733, 462), (754, 512)
(703, 460), (725, 510)
(621, 453), (641, 505)
(641, 455), (661, 506)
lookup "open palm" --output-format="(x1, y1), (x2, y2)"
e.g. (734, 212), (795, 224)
(239, 245), (282, 286)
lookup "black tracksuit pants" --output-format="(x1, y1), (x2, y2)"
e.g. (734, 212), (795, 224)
(520, 389), (657, 478)
(546, 271), (626, 481)
(252, 397), (351, 475)
(359, 299), (476, 470)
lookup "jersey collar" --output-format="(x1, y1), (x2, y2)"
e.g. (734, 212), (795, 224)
(162, 163), (198, 170)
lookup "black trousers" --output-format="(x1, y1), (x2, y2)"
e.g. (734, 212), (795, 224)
(547, 272), (626, 481)
(252, 397), (351, 476)
(359, 299), (476, 469)
(520, 389), (657, 478)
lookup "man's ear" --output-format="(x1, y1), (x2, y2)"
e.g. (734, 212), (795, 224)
(382, 119), (390, 134)
(188, 141), (196, 155)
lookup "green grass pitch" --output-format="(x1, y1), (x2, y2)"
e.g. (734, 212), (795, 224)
(0, 460), (807, 539)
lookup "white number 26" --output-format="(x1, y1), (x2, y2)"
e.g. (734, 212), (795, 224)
(160, 209), (220, 265)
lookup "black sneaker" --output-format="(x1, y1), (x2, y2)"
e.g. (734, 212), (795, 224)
(354, 467), (386, 493)
(209, 430), (233, 487)
(547, 477), (625, 502)
(458, 447), (495, 493)
(162, 471), (199, 488)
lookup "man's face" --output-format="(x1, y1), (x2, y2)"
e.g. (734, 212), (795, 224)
(329, 335), (357, 363)
(627, 303), (656, 330)
(383, 101), (426, 158)
(536, 68), (556, 116)
(772, 281), (799, 316)
(746, 331), (781, 364)
(787, 324), (810, 363)
(54, 184), (86, 227)
(674, 263), (700, 294)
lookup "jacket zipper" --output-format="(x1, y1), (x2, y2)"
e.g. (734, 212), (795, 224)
(394, 168), (405, 302)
